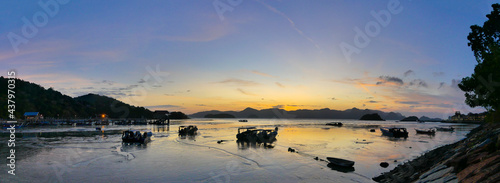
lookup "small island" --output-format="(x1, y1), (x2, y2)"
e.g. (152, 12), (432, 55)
(204, 113), (236, 118)
(400, 116), (420, 122)
(359, 113), (385, 121)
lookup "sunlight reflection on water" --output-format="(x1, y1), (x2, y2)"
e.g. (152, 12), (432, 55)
(0, 119), (476, 182)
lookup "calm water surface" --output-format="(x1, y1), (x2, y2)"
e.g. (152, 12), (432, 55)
(0, 119), (476, 182)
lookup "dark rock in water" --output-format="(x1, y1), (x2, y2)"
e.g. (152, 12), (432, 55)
(265, 144), (274, 148)
(359, 113), (385, 121)
(314, 157), (319, 161)
(380, 162), (389, 168)
(217, 140), (223, 144)
(288, 147), (296, 153)
(370, 129), (376, 132)
(372, 175), (385, 182)
(394, 160), (397, 162)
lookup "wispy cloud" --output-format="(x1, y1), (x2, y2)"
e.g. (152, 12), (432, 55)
(275, 82), (285, 88)
(438, 82), (445, 89)
(216, 78), (260, 86)
(404, 70), (414, 77)
(376, 76), (404, 86)
(432, 72), (445, 77)
(409, 79), (428, 88)
(272, 105), (284, 109)
(99, 80), (116, 86)
(451, 79), (461, 90)
(146, 104), (181, 108)
(251, 70), (275, 78)
(256, 0), (321, 51)
(237, 88), (257, 96)
(397, 101), (420, 105)
(159, 22), (233, 42)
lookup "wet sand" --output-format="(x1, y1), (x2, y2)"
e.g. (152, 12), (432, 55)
(0, 119), (476, 182)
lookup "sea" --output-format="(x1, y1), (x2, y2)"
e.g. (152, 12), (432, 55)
(0, 119), (477, 183)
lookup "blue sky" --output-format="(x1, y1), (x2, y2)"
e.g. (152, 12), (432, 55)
(1, 0), (497, 118)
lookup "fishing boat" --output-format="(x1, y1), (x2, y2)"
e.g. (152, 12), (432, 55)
(2, 121), (26, 129)
(380, 127), (408, 138)
(236, 127), (278, 144)
(327, 157), (355, 167)
(238, 119), (248, 122)
(415, 128), (436, 135)
(436, 126), (454, 132)
(327, 162), (355, 172)
(122, 130), (152, 143)
(236, 127), (257, 142)
(326, 122), (343, 127)
(179, 125), (198, 136)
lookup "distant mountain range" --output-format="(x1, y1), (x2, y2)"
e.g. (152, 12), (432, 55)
(0, 77), (443, 121)
(190, 107), (408, 120)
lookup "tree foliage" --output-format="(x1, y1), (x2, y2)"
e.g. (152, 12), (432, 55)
(0, 77), (183, 119)
(459, 3), (500, 111)
(169, 111), (189, 119)
(0, 77), (89, 119)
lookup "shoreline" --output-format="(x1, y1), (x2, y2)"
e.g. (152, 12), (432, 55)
(372, 123), (500, 183)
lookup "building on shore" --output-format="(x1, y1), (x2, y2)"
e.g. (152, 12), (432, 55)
(24, 112), (41, 123)
(449, 111), (487, 123)
(153, 110), (170, 119)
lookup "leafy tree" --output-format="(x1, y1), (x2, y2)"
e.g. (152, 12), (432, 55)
(459, 4), (500, 114)
(169, 111), (189, 119)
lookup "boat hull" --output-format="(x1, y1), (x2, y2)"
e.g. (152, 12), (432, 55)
(122, 130), (152, 143)
(415, 129), (436, 135)
(327, 157), (355, 167)
(380, 127), (408, 138)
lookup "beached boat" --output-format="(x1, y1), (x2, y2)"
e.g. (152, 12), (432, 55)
(436, 126), (454, 132)
(415, 128), (436, 135)
(327, 157), (355, 167)
(122, 130), (152, 143)
(2, 124), (25, 129)
(236, 127), (278, 144)
(179, 125), (198, 135)
(238, 119), (248, 122)
(380, 127), (408, 138)
(326, 122), (343, 127)
(327, 162), (355, 172)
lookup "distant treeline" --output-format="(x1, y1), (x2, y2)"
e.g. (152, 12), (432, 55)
(204, 113), (236, 118)
(0, 77), (187, 119)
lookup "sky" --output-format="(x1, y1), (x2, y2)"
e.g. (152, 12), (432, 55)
(1, 0), (497, 118)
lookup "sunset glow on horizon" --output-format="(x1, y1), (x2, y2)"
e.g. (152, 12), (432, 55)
(1, 0), (495, 118)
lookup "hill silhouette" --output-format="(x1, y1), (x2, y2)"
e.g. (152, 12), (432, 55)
(204, 113), (236, 118)
(0, 77), (89, 119)
(190, 107), (406, 120)
(359, 113), (384, 121)
(0, 77), (174, 119)
(75, 93), (153, 118)
(401, 116), (420, 122)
